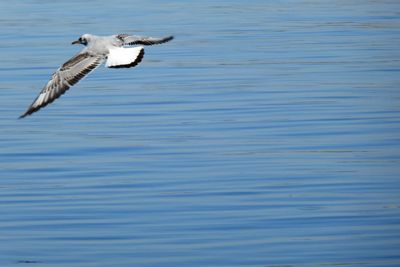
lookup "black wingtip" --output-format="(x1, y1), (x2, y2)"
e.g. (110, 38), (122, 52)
(163, 35), (174, 43)
(19, 109), (31, 119)
(154, 35), (174, 45)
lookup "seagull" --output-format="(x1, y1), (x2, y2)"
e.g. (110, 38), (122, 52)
(19, 33), (174, 118)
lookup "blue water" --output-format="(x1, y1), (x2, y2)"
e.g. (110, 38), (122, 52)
(1, 1), (400, 266)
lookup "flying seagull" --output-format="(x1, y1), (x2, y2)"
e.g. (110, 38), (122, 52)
(19, 33), (173, 118)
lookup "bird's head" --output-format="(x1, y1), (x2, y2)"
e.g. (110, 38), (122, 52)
(71, 34), (91, 46)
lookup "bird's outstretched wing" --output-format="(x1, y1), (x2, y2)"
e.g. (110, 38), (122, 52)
(20, 52), (104, 118)
(117, 34), (174, 46)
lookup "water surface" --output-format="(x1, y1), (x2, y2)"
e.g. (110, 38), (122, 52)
(1, 1), (400, 266)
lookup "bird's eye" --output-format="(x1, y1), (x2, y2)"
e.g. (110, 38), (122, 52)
(79, 37), (88, 45)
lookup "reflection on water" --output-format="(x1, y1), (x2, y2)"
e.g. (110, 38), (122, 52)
(1, 1), (400, 266)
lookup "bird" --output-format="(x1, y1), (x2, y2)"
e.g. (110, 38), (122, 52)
(19, 33), (174, 118)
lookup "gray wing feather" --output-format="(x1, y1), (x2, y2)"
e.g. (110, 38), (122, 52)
(118, 34), (174, 46)
(20, 52), (104, 118)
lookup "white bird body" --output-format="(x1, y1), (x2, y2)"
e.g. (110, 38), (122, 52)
(20, 33), (173, 118)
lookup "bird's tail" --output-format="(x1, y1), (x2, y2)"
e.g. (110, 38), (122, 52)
(106, 47), (144, 68)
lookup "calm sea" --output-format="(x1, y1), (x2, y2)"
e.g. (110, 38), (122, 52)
(1, 1), (400, 266)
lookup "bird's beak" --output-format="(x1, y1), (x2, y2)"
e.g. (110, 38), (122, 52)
(71, 39), (80, 45)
